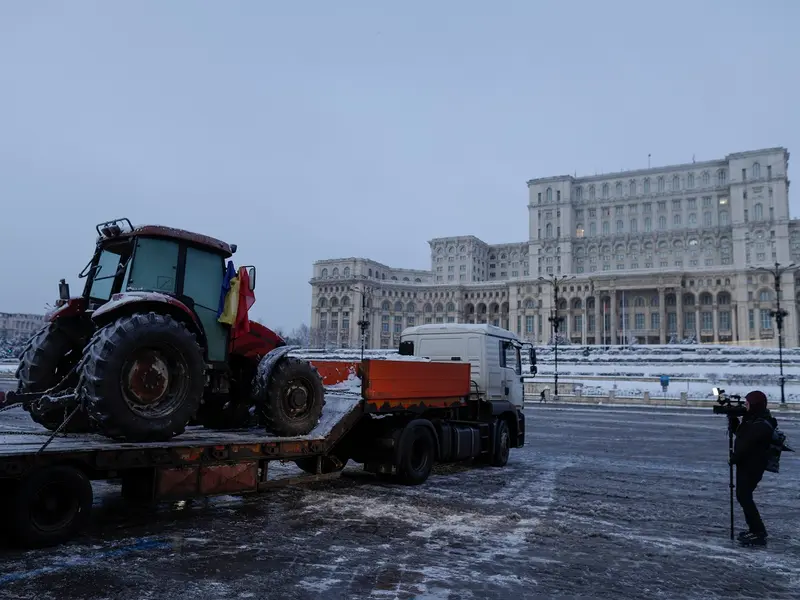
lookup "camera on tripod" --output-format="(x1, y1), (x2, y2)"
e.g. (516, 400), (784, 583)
(712, 387), (748, 417)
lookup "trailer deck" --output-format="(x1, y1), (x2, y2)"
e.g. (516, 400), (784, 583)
(0, 394), (362, 456)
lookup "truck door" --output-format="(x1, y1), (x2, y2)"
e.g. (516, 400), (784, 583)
(500, 340), (524, 408)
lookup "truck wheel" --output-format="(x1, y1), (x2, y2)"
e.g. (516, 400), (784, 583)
(294, 454), (348, 475)
(79, 313), (205, 442)
(397, 423), (436, 485)
(16, 321), (92, 432)
(259, 357), (325, 436)
(8, 465), (93, 549)
(491, 419), (511, 467)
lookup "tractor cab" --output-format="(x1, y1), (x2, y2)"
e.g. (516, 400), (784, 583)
(61, 218), (256, 363)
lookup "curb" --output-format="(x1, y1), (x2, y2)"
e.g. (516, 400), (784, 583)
(523, 396), (800, 412)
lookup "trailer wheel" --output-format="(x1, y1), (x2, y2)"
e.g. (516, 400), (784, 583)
(294, 454), (348, 475)
(8, 465), (93, 549)
(397, 423), (436, 485)
(491, 419), (511, 467)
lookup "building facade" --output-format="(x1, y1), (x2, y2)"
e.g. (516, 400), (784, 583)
(0, 312), (45, 341)
(311, 147), (799, 348)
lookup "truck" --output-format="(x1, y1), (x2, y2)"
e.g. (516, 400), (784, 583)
(0, 323), (535, 549)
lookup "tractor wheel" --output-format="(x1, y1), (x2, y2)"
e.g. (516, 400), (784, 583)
(258, 357), (325, 436)
(79, 312), (205, 442)
(16, 321), (92, 432)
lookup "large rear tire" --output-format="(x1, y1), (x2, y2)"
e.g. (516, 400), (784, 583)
(7, 465), (93, 549)
(79, 312), (205, 442)
(257, 357), (325, 436)
(16, 320), (92, 432)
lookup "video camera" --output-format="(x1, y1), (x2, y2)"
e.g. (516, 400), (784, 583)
(711, 387), (748, 417)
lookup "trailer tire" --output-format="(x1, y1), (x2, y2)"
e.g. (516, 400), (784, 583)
(396, 422), (436, 485)
(259, 357), (325, 436)
(294, 454), (348, 475)
(80, 313), (205, 442)
(8, 465), (93, 549)
(491, 419), (511, 467)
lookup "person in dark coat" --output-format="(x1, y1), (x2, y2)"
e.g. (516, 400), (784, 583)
(728, 390), (777, 546)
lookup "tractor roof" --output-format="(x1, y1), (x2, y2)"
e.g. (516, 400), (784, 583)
(97, 219), (235, 257)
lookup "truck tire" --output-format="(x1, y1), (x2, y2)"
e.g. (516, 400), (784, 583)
(79, 313), (205, 442)
(295, 454), (348, 475)
(397, 422), (436, 485)
(258, 357), (325, 436)
(16, 321), (92, 432)
(7, 465), (93, 549)
(491, 419), (511, 467)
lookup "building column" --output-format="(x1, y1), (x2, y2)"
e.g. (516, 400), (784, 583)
(658, 287), (666, 344)
(677, 291), (684, 340)
(594, 295), (602, 344)
(582, 305), (588, 345)
(733, 304), (739, 343)
(610, 289), (618, 345)
(695, 306), (700, 341)
(713, 303), (719, 343)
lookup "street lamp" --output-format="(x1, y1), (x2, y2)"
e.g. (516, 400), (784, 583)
(349, 285), (374, 360)
(538, 273), (575, 398)
(750, 262), (800, 405)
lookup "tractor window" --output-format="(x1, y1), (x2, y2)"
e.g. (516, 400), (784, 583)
(183, 248), (225, 313)
(89, 250), (123, 301)
(183, 247), (228, 362)
(126, 237), (179, 293)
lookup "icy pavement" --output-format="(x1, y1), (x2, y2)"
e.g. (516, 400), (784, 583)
(2, 406), (799, 599)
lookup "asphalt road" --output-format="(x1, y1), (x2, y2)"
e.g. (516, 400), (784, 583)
(2, 405), (800, 600)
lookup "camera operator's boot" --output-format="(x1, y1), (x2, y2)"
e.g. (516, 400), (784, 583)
(739, 531), (767, 547)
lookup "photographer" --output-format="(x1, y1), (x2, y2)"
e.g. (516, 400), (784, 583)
(728, 390), (777, 546)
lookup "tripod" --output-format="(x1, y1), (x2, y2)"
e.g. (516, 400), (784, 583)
(728, 425), (735, 541)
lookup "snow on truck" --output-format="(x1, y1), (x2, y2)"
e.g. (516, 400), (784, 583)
(0, 219), (536, 549)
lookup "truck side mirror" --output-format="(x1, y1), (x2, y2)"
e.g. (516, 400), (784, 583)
(247, 266), (256, 291)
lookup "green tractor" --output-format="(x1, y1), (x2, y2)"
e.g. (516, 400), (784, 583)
(11, 219), (325, 442)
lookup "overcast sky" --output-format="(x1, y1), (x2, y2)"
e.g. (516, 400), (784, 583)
(1, 1), (797, 332)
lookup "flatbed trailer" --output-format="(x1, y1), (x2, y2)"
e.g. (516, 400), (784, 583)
(0, 359), (525, 550)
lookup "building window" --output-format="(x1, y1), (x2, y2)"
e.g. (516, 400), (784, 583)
(748, 309), (755, 332)
(644, 178), (650, 194)
(703, 172), (710, 186)
(657, 177), (665, 193)
(718, 170), (727, 186)
(672, 175), (680, 191)
(719, 311), (731, 330)
(753, 163), (761, 179)
(760, 309), (772, 331)
(629, 181), (636, 196)
(616, 182), (623, 196)
(701, 312), (713, 331)
(754, 203), (763, 220)
(546, 187), (552, 202)
(557, 190), (561, 201)
(635, 313), (645, 329)
(575, 187), (582, 201)
(602, 183), (609, 198)
(668, 312), (677, 332)
(685, 312), (695, 332)
(651, 312), (660, 330)
(616, 220), (623, 232)
(688, 213), (697, 226)
(603, 221), (610, 235)
(630, 219), (638, 233)
(644, 217), (652, 232)
(589, 185), (595, 201)
(720, 211), (729, 226)
(545, 223), (553, 238)
(574, 315), (582, 332)
(658, 216), (666, 230)
(688, 173), (695, 188)
(704, 212), (712, 227)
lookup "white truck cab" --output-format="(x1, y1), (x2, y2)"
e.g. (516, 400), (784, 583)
(398, 323), (537, 409)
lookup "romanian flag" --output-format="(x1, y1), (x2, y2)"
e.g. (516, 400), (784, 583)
(218, 274), (240, 326)
(232, 267), (256, 338)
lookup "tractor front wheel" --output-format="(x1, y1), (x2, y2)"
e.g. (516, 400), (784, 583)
(79, 312), (205, 442)
(257, 357), (325, 436)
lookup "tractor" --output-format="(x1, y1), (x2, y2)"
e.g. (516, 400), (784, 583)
(11, 218), (325, 442)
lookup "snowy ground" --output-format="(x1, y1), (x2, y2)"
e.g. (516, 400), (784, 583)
(2, 405), (799, 599)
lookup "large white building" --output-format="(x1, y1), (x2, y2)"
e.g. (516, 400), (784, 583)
(311, 147), (800, 349)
